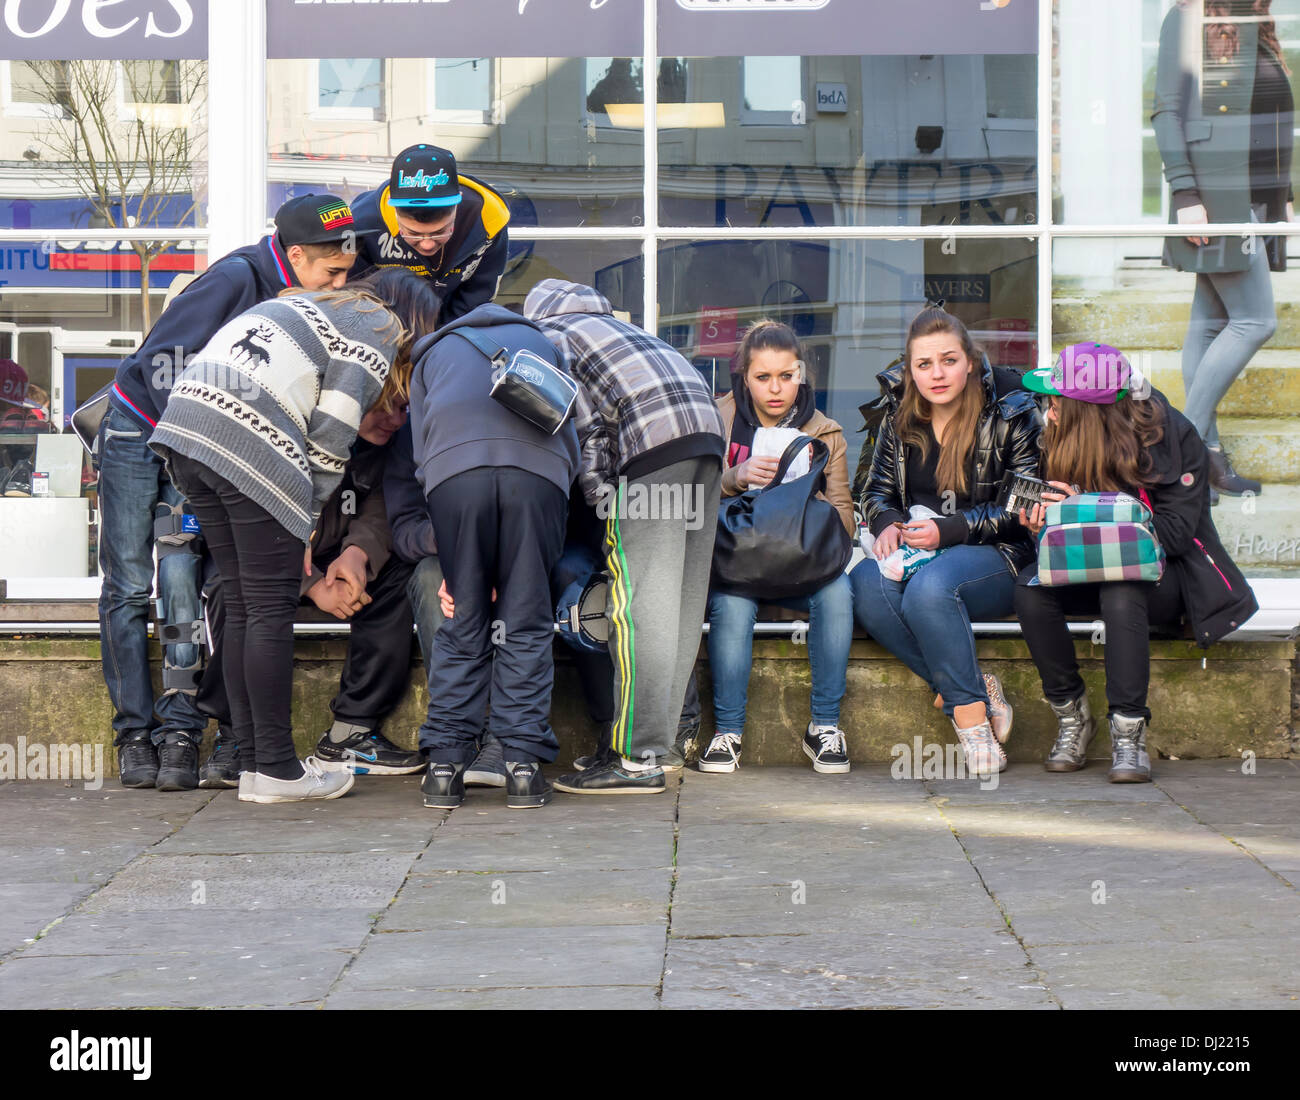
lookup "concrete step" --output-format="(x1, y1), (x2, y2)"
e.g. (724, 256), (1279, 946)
(1207, 483), (1300, 571)
(1141, 350), (1300, 418)
(1217, 418), (1300, 483)
(1053, 296), (1300, 350)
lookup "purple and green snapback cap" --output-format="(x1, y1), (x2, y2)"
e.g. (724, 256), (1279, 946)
(1023, 343), (1133, 405)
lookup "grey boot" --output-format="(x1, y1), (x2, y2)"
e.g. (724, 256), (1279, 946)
(1107, 713), (1152, 783)
(1044, 693), (1096, 772)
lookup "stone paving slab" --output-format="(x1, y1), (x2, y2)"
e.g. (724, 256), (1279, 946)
(0, 948), (350, 1009)
(152, 788), (445, 855)
(324, 985), (660, 1010)
(82, 852), (416, 911)
(660, 931), (1054, 1010)
(668, 880), (1007, 939)
(334, 923), (668, 992)
(1026, 938), (1300, 1010)
(377, 869), (668, 932)
(409, 821), (675, 873)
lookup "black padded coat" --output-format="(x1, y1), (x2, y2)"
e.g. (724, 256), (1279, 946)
(859, 357), (1042, 577)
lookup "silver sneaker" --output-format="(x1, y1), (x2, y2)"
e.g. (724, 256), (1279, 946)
(1107, 713), (1152, 783)
(953, 720), (1006, 777)
(982, 671), (1013, 744)
(1044, 694), (1096, 772)
(240, 757), (355, 804)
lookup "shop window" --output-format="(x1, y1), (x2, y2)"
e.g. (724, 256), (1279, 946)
(429, 58), (494, 124)
(315, 58), (384, 120)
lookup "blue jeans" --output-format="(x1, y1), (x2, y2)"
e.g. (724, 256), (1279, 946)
(707, 572), (854, 736)
(96, 406), (206, 746)
(850, 544), (1015, 717)
(408, 554), (449, 680)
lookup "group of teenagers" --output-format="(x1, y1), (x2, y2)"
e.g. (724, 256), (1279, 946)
(96, 142), (1256, 809)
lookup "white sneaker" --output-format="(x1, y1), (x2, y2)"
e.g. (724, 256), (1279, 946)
(237, 770), (253, 801)
(240, 757), (355, 804)
(697, 732), (742, 773)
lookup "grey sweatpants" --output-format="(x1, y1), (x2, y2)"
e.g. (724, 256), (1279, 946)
(602, 456), (721, 765)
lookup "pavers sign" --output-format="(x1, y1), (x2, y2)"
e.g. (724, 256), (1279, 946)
(1, 0), (207, 59)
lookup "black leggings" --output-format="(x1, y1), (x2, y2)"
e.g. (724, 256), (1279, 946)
(1013, 571), (1184, 721)
(170, 455), (305, 780)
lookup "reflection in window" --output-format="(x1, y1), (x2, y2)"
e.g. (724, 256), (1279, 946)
(984, 55), (1034, 120)
(742, 56), (803, 123)
(433, 57), (492, 119)
(4, 60), (72, 116)
(122, 60), (183, 105)
(317, 58), (383, 113)
(586, 57), (687, 123)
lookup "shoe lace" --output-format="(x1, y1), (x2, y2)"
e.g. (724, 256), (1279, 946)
(706, 732), (742, 758)
(982, 672), (1007, 713)
(956, 723), (1003, 768)
(1111, 727), (1144, 769)
(811, 726), (846, 756)
(301, 757), (328, 784)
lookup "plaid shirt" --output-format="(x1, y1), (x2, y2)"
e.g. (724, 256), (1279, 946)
(524, 279), (724, 504)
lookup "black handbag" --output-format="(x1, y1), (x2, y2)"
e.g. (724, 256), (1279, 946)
(452, 327), (578, 436)
(712, 434), (853, 600)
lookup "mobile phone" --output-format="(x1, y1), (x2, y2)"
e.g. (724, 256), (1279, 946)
(997, 472), (1055, 513)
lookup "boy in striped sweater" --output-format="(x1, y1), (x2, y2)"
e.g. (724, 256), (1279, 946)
(150, 284), (416, 804)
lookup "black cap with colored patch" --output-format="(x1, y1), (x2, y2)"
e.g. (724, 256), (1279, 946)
(275, 194), (366, 247)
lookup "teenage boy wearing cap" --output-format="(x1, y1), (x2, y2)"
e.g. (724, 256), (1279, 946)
(350, 144), (510, 321)
(100, 194), (366, 793)
(1014, 344), (1256, 781)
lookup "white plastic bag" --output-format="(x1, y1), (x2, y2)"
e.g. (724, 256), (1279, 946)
(859, 505), (945, 582)
(751, 427), (810, 484)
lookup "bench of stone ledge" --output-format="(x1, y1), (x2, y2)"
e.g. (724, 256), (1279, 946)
(1, 577), (1297, 771)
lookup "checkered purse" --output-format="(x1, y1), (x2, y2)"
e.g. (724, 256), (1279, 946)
(1036, 492), (1165, 586)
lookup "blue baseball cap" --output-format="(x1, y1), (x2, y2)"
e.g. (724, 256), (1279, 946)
(389, 144), (462, 209)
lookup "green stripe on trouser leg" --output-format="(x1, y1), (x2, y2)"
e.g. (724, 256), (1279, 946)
(604, 483), (636, 758)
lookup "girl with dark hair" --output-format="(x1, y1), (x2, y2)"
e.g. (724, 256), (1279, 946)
(1015, 344), (1256, 782)
(850, 306), (1042, 777)
(150, 285), (416, 804)
(697, 320), (856, 774)
(1153, 0), (1292, 499)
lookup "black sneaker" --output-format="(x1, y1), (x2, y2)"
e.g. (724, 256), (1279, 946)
(199, 731), (242, 789)
(505, 761), (552, 809)
(315, 728), (424, 775)
(573, 744), (617, 771)
(553, 758), (666, 795)
(465, 734), (507, 787)
(697, 732), (742, 774)
(156, 732), (200, 791)
(802, 722), (851, 774)
(118, 732), (159, 789)
(421, 761), (466, 808)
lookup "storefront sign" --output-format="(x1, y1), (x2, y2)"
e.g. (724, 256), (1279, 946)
(657, 0), (1035, 56)
(265, 0), (1033, 59)
(268, 0), (640, 59)
(1, 0), (207, 60)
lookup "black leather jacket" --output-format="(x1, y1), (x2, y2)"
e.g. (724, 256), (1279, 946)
(859, 357), (1042, 575)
